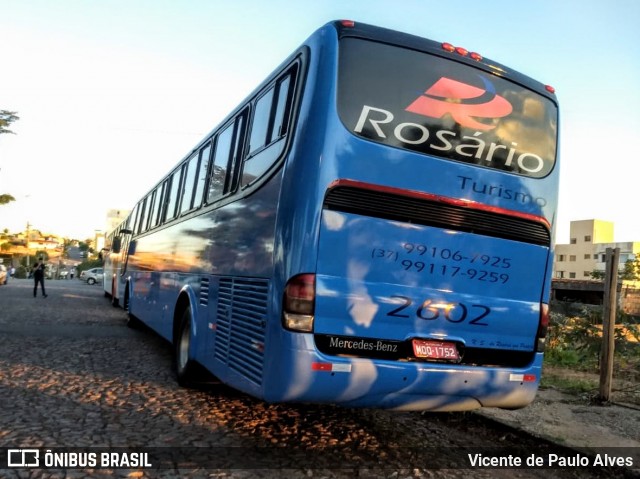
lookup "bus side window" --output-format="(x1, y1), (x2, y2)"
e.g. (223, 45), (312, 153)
(137, 195), (149, 235)
(272, 73), (293, 140)
(165, 168), (183, 222)
(180, 153), (199, 215)
(193, 142), (211, 209)
(144, 190), (156, 231)
(155, 180), (168, 226)
(206, 110), (248, 204)
(226, 111), (247, 194)
(242, 68), (296, 187)
(207, 123), (234, 202)
(149, 185), (162, 229)
(248, 88), (274, 157)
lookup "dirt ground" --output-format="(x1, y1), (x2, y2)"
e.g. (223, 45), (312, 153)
(477, 366), (640, 470)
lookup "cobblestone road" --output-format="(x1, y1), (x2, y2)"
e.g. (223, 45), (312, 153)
(0, 279), (626, 479)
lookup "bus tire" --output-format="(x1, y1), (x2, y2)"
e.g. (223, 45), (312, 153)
(175, 306), (199, 387)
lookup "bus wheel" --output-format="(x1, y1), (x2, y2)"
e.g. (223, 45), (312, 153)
(175, 307), (198, 387)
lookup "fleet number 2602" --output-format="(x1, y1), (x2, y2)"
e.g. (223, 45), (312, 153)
(387, 295), (490, 326)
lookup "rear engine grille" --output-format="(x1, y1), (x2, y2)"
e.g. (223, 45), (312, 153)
(214, 277), (269, 385)
(324, 185), (550, 246)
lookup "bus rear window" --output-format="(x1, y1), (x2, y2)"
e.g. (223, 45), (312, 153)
(338, 39), (558, 178)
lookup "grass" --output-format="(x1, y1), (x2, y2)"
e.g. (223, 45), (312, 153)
(540, 305), (640, 404)
(540, 372), (597, 395)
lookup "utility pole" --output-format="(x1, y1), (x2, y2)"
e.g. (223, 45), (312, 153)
(599, 247), (620, 402)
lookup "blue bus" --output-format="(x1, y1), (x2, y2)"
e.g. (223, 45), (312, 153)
(103, 221), (128, 306)
(107, 20), (559, 411)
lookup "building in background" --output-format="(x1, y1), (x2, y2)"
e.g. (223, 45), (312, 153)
(94, 230), (105, 253)
(553, 219), (640, 315)
(554, 220), (615, 280)
(554, 219), (640, 280)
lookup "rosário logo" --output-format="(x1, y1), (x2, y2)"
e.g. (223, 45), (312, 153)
(405, 76), (512, 131)
(352, 74), (548, 176)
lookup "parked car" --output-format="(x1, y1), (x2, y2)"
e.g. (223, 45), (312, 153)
(0, 265), (6, 285)
(80, 267), (104, 285)
(58, 269), (69, 279)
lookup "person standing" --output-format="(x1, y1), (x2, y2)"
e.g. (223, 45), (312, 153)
(32, 257), (48, 298)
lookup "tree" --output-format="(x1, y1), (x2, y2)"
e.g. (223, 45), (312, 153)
(78, 239), (96, 257)
(620, 258), (640, 281)
(0, 110), (20, 206)
(0, 194), (16, 205)
(590, 258), (640, 282)
(0, 110), (19, 135)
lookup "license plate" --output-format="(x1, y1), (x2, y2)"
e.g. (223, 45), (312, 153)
(412, 339), (460, 361)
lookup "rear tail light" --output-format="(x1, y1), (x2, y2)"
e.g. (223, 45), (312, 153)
(283, 274), (316, 332)
(536, 303), (549, 352)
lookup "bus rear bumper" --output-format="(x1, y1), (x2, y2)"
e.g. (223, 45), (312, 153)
(268, 344), (543, 411)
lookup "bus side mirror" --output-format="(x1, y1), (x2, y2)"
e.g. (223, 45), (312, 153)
(128, 240), (137, 256)
(112, 237), (122, 254)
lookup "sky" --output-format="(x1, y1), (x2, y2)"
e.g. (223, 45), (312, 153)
(0, 0), (639, 243)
